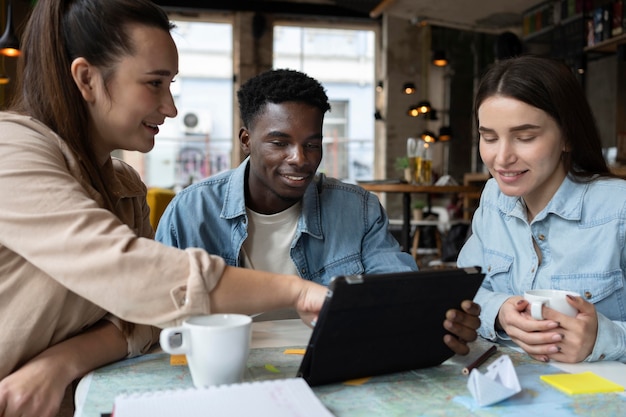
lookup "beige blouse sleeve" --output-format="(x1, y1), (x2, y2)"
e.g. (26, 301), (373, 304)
(0, 114), (225, 329)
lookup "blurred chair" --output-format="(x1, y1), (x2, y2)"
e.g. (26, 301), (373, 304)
(146, 187), (176, 230)
(411, 206), (449, 268)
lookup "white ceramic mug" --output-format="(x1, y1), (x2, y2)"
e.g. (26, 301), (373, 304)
(160, 314), (252, 387)
(523, 289), (580, 320)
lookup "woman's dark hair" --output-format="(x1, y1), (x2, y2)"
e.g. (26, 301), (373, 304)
(10, 0), (174, 211)
(474, 55), (611, 180)
(237, 68), (331, 129)
(10, 0), (173, 336)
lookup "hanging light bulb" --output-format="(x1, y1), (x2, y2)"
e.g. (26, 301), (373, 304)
(407, 104), (420, 117)
(416, 100), (431, 114)
(421, 130), (438, 143)
(402, 82), (416, 95)
(0, 55), (9, 84)
(432, 50), (448, 67)
(0, 1), (21, 57)
(438, 126), (452, 142)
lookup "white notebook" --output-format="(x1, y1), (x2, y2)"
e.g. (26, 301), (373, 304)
(112, 378), (335, 417)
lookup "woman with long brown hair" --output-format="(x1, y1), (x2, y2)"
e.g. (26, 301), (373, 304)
(459, 55), (626, 364)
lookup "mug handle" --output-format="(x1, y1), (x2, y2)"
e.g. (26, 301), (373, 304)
(159, 326), (190, 355)
(529, 300), (546, 320)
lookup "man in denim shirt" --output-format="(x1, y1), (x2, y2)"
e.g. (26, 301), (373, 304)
(157, 69), (416, 286)
(458, 55), (626, 363)
(157, 69), (481, 354)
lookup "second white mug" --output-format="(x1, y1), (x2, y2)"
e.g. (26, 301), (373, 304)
(524, 289), (580, 320)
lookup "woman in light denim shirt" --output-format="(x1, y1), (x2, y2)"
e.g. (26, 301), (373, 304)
(458, 55), (626, 363)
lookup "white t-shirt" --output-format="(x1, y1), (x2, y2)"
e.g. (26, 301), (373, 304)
(242, 202), (301, 276)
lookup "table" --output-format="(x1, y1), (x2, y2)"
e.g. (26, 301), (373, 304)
(74, 319), (626, 417)
(359, 183), (480, 252)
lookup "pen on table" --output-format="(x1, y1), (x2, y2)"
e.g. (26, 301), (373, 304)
(462, 345), (497, 375)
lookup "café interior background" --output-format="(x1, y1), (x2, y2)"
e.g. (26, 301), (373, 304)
(1, 0), (625, 218)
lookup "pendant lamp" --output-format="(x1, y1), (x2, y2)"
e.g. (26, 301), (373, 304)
(0, 1), (20, 57)
(432, 50), (448, 67)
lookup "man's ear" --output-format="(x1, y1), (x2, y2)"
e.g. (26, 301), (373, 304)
(239, 127), (251, 156)
(70, 57), (98, 102)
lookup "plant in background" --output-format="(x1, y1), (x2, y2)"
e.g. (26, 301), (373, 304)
(394, 156), (412, 182)
(394, 156), (409, 171)
(413, 200), (426, 210)
(412, 199), (426, 220)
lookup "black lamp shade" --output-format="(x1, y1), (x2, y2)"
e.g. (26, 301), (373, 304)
(402, 82), (416, 95)
(0, 2), (20, 57)
(438, 126), (452, 141)
(416, 100), (431, 114)
(421, 130), (437, 143)
(432, 50), (447, 67)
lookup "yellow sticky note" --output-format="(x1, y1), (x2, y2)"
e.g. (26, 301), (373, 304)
(169, 354), (188, 366)
(283, 348), (306, 355)
(540, 372), (624, 395)
(265, 364), (280, 373)
(343, 377), (371, 386)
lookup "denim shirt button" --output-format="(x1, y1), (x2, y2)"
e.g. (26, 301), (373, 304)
(584, 291), (592, 299)
(301, 268), (307, 274)
(487, 266), (492, 272)
(599, 354), (606, 360)
(538, 234), (545, 241)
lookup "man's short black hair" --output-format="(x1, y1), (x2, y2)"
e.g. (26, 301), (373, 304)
(237, 68), (331, 128)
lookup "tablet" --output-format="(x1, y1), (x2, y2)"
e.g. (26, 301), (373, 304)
(296, 267), (484, 386)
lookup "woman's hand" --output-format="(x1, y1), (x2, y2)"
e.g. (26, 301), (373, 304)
(0, 357), (68, 417)
(443, 300), (481, 355)
(295, 280), (328, 328)
(539, 295), (598, 363)
(497, 295), (597, 363)
(0, 321), (128, 417)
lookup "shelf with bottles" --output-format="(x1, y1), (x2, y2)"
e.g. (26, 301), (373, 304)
(523, 12), (585, 43)
(522, 0), (587, 41)
(582, 0), (626, 55)
(584, 32), (626, 52)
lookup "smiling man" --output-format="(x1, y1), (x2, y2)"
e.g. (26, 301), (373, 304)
(156, 69), (416, 285)
(156, 69), (480, 353)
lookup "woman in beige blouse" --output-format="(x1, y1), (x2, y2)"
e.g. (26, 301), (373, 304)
(0, 1), (480, 416)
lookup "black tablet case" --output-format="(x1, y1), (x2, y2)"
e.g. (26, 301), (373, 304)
(297, 267), (484, 386)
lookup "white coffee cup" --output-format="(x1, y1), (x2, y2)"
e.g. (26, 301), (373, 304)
(160, 314), (252, 388)
(523, 289), (580, 320)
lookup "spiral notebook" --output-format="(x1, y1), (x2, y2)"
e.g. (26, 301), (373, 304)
(111, 378), (334, 417)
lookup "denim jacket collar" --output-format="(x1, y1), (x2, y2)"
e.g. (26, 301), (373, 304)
(220, 159), (248, 220)
(221, 157), (324, 239)
(495, 175), (585, 223)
